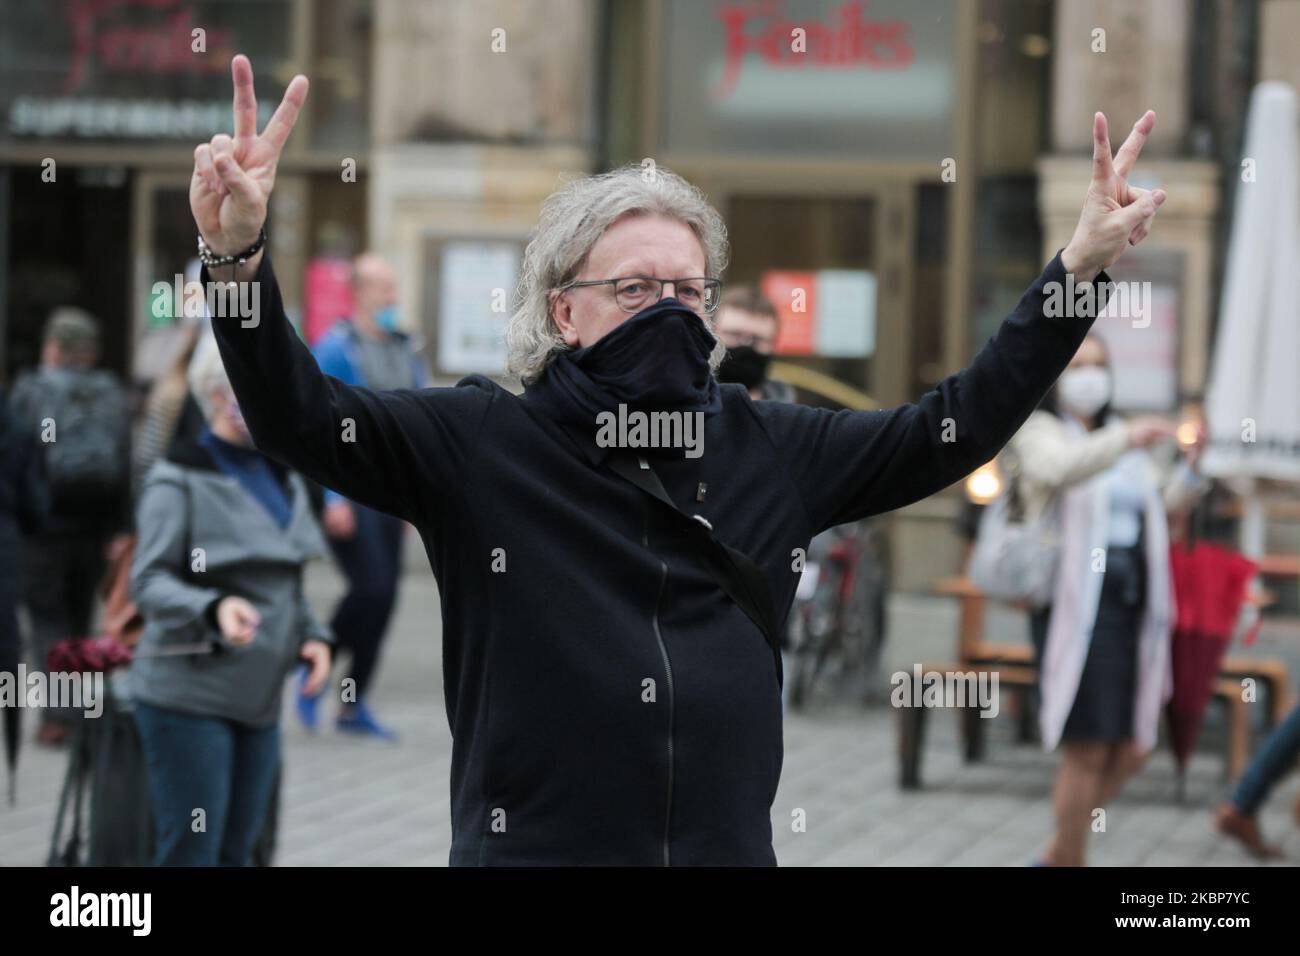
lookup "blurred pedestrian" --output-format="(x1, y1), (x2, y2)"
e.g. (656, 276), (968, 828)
(0, 382), (49, 800)
(299, 252), (426, 740)
(133, 262), (209, 494)
(1006, 333), (1206, 866)
(128, 335), (332, 865)
(9, 308), (131, 746)
(713, 286), (793, 401)
(1216, 703), (1300, 858)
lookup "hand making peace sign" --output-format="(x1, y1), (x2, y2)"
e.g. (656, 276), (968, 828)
(1061, 110), (1168, 282)
(191, 55), (1164, 287)
(190, 55), (309, 259)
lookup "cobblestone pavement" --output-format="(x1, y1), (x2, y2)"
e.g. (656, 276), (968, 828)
(3, 555), (1297, 867)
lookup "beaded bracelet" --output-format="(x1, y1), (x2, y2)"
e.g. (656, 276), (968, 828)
(197, 227), (267, 268)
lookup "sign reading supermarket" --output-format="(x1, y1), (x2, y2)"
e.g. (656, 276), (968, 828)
(2, 0), (291, 141)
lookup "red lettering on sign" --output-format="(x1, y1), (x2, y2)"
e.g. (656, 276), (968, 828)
(714, 0), (914, 100)
(62, 0), (235, 94)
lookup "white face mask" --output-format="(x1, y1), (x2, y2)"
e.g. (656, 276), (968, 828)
(1057, 366), (1111, 417)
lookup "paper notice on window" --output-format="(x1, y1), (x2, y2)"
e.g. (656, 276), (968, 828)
(815, 270), (875, 358)
(438, 242), (520, 375)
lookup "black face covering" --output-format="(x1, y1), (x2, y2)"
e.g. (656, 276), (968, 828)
(524, 297), (722, 430)
(717, 344), (772, 390)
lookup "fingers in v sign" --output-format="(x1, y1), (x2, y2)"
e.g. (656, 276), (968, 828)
(1061, 110), (1168, 283)
(190, 54), (310, 264)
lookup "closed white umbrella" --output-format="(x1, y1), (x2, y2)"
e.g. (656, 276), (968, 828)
(1202, 82), (1300, 555)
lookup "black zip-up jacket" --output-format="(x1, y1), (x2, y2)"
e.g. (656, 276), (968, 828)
(209, 252), (1103, 865)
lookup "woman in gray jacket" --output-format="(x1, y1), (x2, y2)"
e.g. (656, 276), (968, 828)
(129, 334), (332, 866)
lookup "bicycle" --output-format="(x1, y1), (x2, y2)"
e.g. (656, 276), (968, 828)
(786, 518), (890, 710)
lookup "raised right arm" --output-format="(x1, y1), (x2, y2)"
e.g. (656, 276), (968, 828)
(191, 55), (487, 523)
(206, 253), (488, 523)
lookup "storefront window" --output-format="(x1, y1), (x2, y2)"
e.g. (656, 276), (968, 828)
(1, 0), (294, 144)
(968, 0), (1051, 360)
(726, 194), (876, 398)
(657, 0), (959, 160)
(309, 0), (372, 150)
(912, 182), (946, 400)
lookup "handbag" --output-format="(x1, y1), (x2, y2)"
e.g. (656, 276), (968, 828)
(967, 455), (1061, 608)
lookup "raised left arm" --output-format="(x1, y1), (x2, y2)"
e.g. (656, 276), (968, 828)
(757, 111), (1168, 533)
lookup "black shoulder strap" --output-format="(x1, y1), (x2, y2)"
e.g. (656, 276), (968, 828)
(603, 451), (784, 688)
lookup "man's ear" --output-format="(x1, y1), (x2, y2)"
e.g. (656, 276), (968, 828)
(549, 289), (581, 347)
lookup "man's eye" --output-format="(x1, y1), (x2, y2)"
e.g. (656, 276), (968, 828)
(622, 283), (648, 295)
(679, 287), (701, 300)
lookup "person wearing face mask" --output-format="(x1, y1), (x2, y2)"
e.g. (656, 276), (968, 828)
(1003, 333), (1207, 867)
(714, 287), (794, 401)
(128, 335), (333, 865)
(305, 252), (428, 740)
(194, 58), (1172, 865)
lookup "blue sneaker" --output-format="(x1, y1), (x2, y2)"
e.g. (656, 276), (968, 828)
(336, 700), (398, 741)
(295, 665), (322, 732)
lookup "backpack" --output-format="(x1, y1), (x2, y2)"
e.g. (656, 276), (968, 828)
(34, 369), (129, 508)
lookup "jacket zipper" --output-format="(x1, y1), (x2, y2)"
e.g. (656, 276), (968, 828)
(644, 504), (674, 867)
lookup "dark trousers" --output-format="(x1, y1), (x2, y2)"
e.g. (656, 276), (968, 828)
(0, 530), (21, 687)
(133, 702), (280, 866)
(1232, 701), (1300, 815)
(328, 503), (404, 701)
(22, 534), (107, 724)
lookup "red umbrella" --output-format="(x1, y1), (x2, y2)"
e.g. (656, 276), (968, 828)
(47, 635), (220, 673)
(1165, 541), (1257, 776)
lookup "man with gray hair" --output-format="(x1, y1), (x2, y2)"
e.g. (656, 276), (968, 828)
(192, 57), (1167, 865)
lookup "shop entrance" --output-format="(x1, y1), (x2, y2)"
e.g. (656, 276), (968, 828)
(129, 171), (196, 384)
(2, 164), (132, 380)
(702, 178), (924, 411)
(726, 193), (879, 407)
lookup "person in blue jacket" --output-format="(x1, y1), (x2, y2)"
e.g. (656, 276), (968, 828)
(303, 252), (427, 740)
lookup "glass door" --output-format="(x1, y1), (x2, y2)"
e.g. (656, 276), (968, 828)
(130, 171), (197, 383)
(725, 194), (878, 407)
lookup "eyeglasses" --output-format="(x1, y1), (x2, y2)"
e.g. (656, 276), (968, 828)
(557, 276), (724, 314)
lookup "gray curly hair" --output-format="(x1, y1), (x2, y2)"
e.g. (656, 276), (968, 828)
(505, 163), (730, 383)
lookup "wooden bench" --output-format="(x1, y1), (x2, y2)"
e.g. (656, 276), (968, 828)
(905, 575), (1275, 788)
(899, 667), (1252, 788)
(1218, 657), (1293, 730)
(897, 662), (1038, 789)
(1211, 678), (1251, 782)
